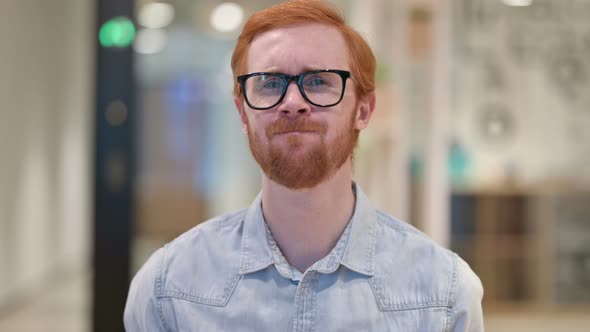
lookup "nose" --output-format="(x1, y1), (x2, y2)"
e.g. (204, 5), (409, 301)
(278, 82), (311, 116)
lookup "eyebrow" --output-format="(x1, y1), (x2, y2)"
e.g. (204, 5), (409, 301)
(258, 66), (329, 75)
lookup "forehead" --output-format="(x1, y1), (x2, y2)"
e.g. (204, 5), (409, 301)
(247, 23), (350, 74)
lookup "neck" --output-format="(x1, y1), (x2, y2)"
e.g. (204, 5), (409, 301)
(261, 161), (356, 273)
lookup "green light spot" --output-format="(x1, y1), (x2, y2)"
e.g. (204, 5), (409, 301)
(99, 17), (136, 48)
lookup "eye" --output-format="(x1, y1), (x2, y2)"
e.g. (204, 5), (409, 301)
(307, 78), (327, 86)
(257, 75), (283, 90)
(303, 73), (338, 89)
(263, 80), (282, 89)
(306, 77), (327, 87)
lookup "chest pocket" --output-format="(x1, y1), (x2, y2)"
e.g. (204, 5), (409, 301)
(159, 271), (241, 307)
(368, 277), (450, 332)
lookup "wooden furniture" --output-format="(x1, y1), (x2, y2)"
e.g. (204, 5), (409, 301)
(450, 190), (590, 311)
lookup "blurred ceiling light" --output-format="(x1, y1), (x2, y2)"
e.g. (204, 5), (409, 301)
(501, 0), (533, 6)
(134, 28), (167, 54)
(99, 16), (136, 48)
(138, 2), (175, 29)
(210, 3), (244, 32)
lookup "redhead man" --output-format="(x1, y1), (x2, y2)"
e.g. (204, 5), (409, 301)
(124, 1), (484, 331)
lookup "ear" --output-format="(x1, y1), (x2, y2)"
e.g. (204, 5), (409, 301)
(354, 91), (376, 131)
(234, 97), (249, 135)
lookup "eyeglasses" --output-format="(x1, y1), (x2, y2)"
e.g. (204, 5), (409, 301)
(237, 69), (351, 110)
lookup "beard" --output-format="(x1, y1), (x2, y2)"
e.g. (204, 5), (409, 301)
(246, 108), (359, 190)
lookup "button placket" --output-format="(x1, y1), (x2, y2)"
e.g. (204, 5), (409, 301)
(292, 271), (318, 332)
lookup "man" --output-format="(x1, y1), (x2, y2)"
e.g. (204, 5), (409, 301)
(124, 1), (484, 331)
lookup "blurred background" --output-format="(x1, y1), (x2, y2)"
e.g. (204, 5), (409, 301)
(1, 0), (590, 331)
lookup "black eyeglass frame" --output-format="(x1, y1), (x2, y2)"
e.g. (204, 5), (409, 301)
(237, 69), (351, 110)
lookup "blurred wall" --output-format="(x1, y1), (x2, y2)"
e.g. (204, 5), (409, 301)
(0, 0), (93, 309)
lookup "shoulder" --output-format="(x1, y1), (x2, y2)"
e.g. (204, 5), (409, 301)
(448, 256), (484, 330)
(155, 207), (247, 284)
(373, 209), (456, 273)
(369, 210), (483, 315)
(124, 208), (248, 324)
(164, 208), (248, 265)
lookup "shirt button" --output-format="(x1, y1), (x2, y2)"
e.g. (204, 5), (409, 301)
(300, 287), (309, 296)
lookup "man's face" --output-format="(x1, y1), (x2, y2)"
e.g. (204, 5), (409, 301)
(236, 23), (371, 190)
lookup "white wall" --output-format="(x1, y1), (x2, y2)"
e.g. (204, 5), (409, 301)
(452, 0), (590, 190)
(0, 0), (93, 308)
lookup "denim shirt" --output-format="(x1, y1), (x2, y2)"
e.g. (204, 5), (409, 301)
(124, 184), (484, 331)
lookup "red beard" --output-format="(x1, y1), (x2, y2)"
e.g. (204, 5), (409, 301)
(246, 109), (359, 190)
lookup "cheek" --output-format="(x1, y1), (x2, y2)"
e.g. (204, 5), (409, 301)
(246, 115), (270, 139)
(325, 117), (351, 140)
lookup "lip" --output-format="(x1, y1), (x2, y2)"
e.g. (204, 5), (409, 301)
(274, 130), (318, 135)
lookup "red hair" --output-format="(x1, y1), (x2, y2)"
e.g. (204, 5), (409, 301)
(231, 0), (376, 100)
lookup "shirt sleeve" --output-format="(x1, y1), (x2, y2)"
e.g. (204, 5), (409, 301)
(448, 254), (485, 332)
(124, 247), (170, 332)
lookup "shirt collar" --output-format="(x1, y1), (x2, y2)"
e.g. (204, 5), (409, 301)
(338, 183), (376, 276)
(238, 192), (274, 274)
(239, 182), (376, 277)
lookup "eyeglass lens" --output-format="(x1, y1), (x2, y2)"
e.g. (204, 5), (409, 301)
(244, 72), (344, 109)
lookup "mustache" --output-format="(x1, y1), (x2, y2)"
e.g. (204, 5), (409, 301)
(266, 117), (327, 137)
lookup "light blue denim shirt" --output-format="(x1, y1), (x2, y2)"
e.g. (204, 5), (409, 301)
(124, 184), (484, 331)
